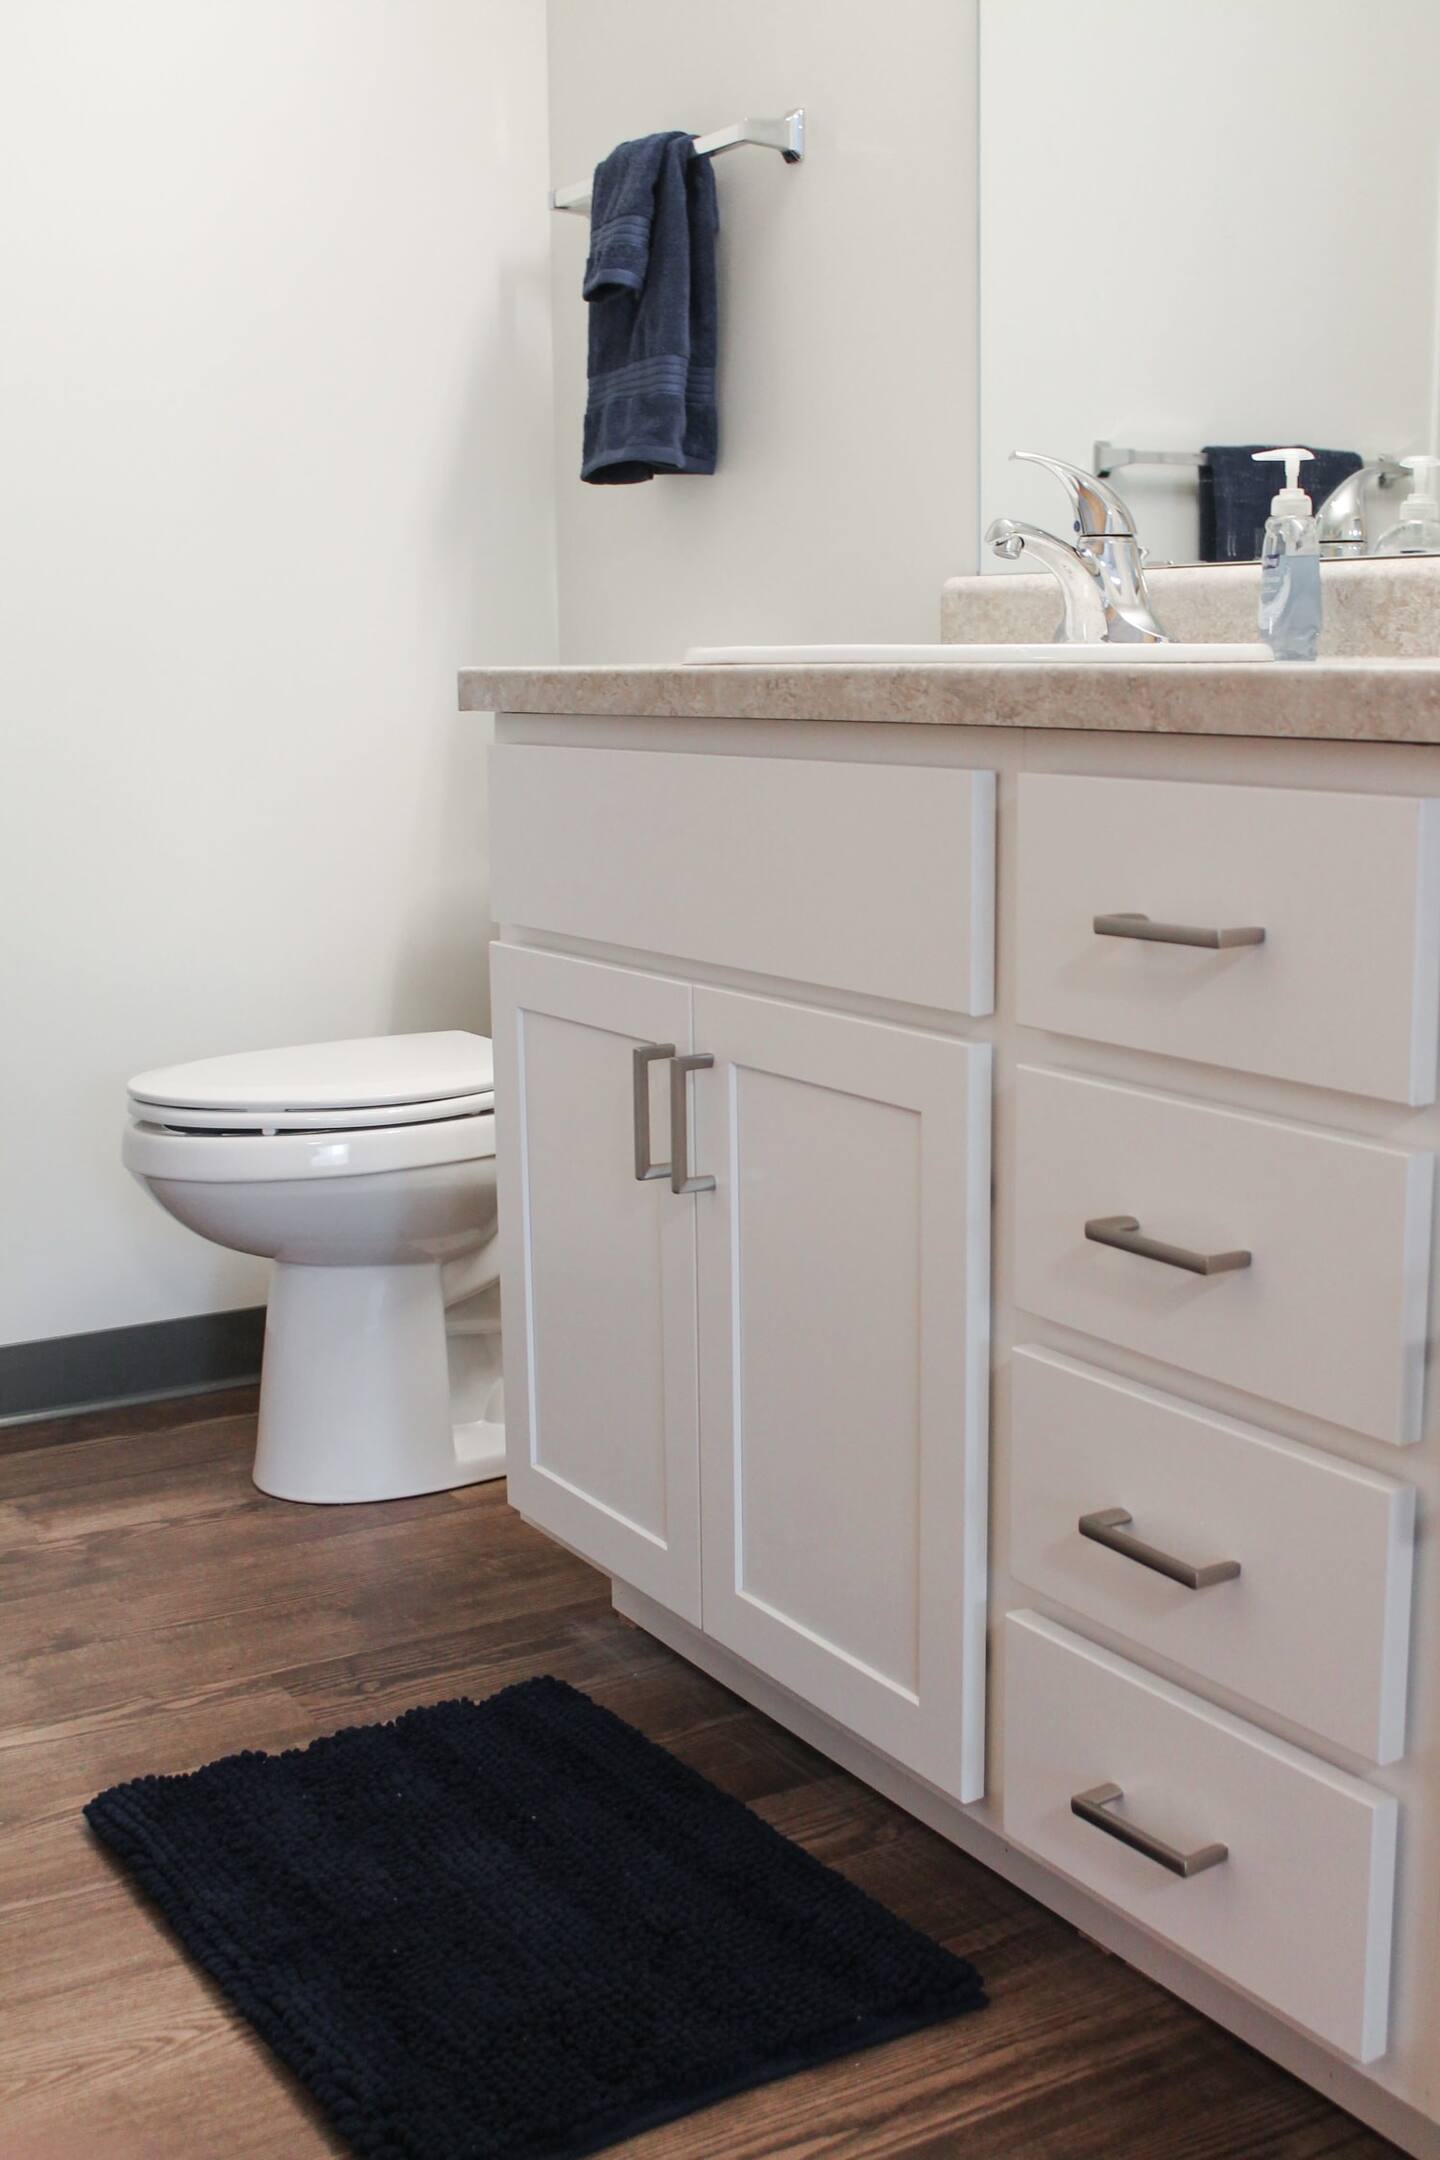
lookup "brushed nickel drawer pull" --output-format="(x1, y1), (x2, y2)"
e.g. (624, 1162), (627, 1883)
(1071, 1782), (1229, 1878)
(632, 1044), (676, 1182)
(670, 1054), (716, 1195)
(1079, 1507), (1241, 1590)
(1095, 911), (1265, 950)
(1085, 1214), (1252, 1276)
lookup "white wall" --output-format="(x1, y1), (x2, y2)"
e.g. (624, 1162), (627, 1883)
(980, 0), (1440, 565)
(546, 0), (979, 659)
(0, 0), (555, 1346)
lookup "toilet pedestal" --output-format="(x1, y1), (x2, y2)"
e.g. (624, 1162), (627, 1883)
(446, 1280), (506, 1484)
(254, 1261), (504, 1504)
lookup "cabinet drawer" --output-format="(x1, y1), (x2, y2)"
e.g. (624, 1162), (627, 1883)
(1014, 1065), (1432, 1445)
(1017, 773), (1440, 1103)
(1003, 1612), (1397, 2060)
(1011, 1348), (1414, 1761)
(490, 744), (995, 1015)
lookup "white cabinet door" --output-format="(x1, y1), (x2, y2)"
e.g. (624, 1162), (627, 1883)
(490, 945), (702, 1622)
(692, 989), (991, 1802)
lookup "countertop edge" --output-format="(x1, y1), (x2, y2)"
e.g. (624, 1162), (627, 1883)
(457, 661), (1440, 746)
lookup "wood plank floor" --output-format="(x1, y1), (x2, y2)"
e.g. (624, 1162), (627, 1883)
(0, 1392), (1400, 2160)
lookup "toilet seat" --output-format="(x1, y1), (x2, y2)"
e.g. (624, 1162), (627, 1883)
(123, 1104), (496, 1184)
(124, 1030), (496, 1181)
(127, 1029), (494, 1135)
(136, 1091), (493, 1134)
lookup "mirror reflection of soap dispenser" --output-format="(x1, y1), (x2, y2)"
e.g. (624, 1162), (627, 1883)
(1373, 456), (1440, 555)
(1253, 447), (1322, 661)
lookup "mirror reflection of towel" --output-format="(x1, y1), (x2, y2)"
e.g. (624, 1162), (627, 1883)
(1199, 445), (1361, 560)
(582, 131), (719, 484)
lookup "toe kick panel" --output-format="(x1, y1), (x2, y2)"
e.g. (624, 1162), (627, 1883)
(1013, 1065), (1433, 1445)
(1003, 1612), (1397, 2061)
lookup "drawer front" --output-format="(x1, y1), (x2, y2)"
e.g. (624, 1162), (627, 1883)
(1003, 1612), (1397, 2060)
(1017, 773), (1440, 1104)
(1011, 1348), (1414, 1761)
(490, 744), (995, 1016)
(1014, 1065), (1433, 1446)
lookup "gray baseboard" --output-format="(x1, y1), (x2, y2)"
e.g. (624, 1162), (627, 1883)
(0, 1307), (266, 1425)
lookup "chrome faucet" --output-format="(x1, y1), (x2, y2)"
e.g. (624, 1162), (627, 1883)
(984, 451), (1169, 644)
(1316, 458), (1408, 557)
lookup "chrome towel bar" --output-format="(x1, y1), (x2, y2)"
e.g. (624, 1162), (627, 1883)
(1093, 441), (1204, 480)
(551, 110), (805, 214)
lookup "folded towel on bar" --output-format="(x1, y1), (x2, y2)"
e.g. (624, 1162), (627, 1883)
(581, 130), (719, 484)
(1199, 443), (1362, 561)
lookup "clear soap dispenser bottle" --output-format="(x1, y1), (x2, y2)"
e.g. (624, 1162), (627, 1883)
(1253, 446), (1321, 661)
(1373, 456), (1440, 555)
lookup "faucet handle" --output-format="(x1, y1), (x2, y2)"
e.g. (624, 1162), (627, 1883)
(1012, 451), (1138, 537)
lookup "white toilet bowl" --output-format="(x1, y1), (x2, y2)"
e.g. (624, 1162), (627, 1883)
(123, 1032), (504, 1505)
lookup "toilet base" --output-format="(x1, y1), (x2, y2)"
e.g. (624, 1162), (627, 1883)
(253, 1261), (505, 1504)
(452, 1417), (507, 1478)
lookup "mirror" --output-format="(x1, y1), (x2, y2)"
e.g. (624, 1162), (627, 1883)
(978, 0), (1440, 563)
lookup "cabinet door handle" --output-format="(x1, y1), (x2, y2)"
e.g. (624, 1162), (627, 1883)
(1094, 911), (1265, 950)
(1085, 1214), (1251, 1277)
(670, 1054), (716, 1195)
(1071, 1782), (1228, 1878)
(632, 1043), (676, 1182)
(1078, 1507), (1241, 1590)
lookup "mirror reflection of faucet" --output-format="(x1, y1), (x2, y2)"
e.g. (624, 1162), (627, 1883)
(1371, 457), (1440, 556)
(1315, 458), (1410, 556)
(984, 451), (1170, 645)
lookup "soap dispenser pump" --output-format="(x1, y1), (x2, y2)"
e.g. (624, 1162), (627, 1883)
(1253, 446), (1321, 661)
(1373, 456), (1440, 556)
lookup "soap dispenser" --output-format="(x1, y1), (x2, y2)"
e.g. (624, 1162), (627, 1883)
(1253, 447), (1321, 661)
(1373, 456), (1440, 555)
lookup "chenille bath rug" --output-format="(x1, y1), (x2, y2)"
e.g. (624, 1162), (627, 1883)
(86, 1677), (985, 2160)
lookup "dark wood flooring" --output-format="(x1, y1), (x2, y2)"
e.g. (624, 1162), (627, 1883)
(0, 1391), (1401, 2158)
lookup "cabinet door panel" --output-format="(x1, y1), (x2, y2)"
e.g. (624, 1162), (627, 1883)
(490, 945), (700, 1620)
(694, 990), (991, 1801)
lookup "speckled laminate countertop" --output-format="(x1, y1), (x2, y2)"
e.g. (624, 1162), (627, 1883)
(459, 657), (1440, 744)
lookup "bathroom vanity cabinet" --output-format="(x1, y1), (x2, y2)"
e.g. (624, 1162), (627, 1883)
(473, 664), (1440, 2158)
(494, 946), (990, 1797)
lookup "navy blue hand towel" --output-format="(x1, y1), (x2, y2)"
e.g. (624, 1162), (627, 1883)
(582, 130), (719, 484)
(1199, 444), (1361, 561)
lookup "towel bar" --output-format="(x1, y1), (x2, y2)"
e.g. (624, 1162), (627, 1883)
(1094, 441), (1204, 479)
(551, 110), (805, 215)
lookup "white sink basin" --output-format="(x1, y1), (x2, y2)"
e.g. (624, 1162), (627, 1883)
(684, 642), (1275, 666)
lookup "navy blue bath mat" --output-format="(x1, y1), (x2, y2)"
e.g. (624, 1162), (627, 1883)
(86, 1677), (984, 2160)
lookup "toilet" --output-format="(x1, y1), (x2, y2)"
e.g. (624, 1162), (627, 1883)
(122, 1032), (503, 1505)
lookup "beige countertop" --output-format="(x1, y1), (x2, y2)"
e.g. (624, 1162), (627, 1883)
(459, 657), (1440, 744)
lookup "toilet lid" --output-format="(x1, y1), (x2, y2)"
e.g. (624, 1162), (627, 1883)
(128, 1031), (495, 1131)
